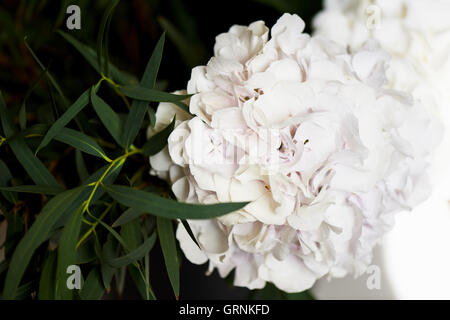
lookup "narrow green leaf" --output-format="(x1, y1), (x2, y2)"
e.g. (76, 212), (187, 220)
(97, 220), (130, 252)
(55, 127), (111, 161)
(2, 187), (85, 299)
(91, 89), (123, 146)
(0, 259), (9, 276)
(173, 101), (190, 113)
(180, 219), (201, 249)
(11, 123), (48, 140)
(101, 235), (117, 290)
(75, 149), (89, 182)
(19, 67), (49, 130)
(0, 159), (12, 185)
(141, 33), (165, 89)
(37, 88), (91, 153)
(14, 280), (36, 300)
(80, 268), (104, 300)
(119, 85), (191, 103)
(148, 108), (156, 127)
(57, 206), (83, 300)
(55, 0), (72, 28)
(58, 30), (137, 85)
(103, 10), (113, 78)
(38, 250), (57, 300)
(0, 185), (64, 195)
(4, 139), (59, 187)
(142, 116), (175, 157)
(0, 159), (17, 203)
(128, 264), (155, 300)
(97, 0), (120, 76)
(95, 219), (155, 299)
(157, 217), (179, 298)
(157, 16), (208, 68)
(24, 38), (69, 106)
(112, 207), (144, 227)
(0, 92), (60, 187)
(249, 283), (285, 300)
(105, 185), (249, 220)
(120, 219), (143, 251)
(107, 232), (156, 268)
(75, 238), (96, 265)
(122, 33), (165, 147)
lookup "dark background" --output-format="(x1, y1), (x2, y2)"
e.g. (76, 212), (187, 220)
(0, 0), (323, 300)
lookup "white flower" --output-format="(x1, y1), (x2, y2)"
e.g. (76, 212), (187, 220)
(149, 13), (441, 293)
(313, 0), (450, 187)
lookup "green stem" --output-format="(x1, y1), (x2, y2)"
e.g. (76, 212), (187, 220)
(76, 147), (142, 248)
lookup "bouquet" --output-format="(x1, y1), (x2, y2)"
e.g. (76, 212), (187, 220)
(0, 0), (444, 300)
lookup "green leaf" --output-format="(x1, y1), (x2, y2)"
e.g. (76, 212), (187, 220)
(0, 259), (9, 276)
(250, 0), (302, 13)
(90, 89), (123, 146)
(107, 232), (156, 269)
(97, 0), (120, 76)
(119, 85), (191, 103)
(103, 6), (114, 78)
(0, 185), (64, 195)
(24, 38), (69, 106)
(14, 280), (36, 300)
(141, 33), (165, 90)
(249, 283), (285, 300)
(75, 149), (89, 182)
(3, 139), (59, 187)
(105, 185), (249, 220)
(116, 208), (147, 229)
(19, 66), (49, 130)
(36, 88), (91, 153)
(148, 108), (156, 127)
(12, 123), (48, 140)
(157, 16), (208, 68)
(97, 219), (130, 253)
(80, 268), (104, 300)
(112, 207), (144, 227)
(95, 220), (155, 299)
(101, 235), (117, 290)
(38, 250), (57, 300)
(55, 127), (111, 161)
(2, 187), (85, 299)
(173, 101), (190, 113)
(53, 163), (124, 232)
(57, 206), (83, 300)
(75, 238), (96, 265)
(120, 219), (143, 251)
(0, 159), (12, 186)
(157, 217), (179, 298)
(180, 219), (201, 249)
(57, 30), (137, 85)
(0, 159), (17, 203)
(0, 92), (60, 187)
(128, 264), (154, 300)
(142, 116), (175, 157)
(122, 33), (165, 148)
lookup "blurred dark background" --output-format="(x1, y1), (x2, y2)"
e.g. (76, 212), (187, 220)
(0, 0), (322, 300)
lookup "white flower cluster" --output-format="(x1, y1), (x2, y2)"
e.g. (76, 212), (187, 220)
(313, 0), (450, 184)
(148, 13), (441, 292)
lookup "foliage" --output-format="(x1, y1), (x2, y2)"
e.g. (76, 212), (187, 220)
(0, 0), (318, 300)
